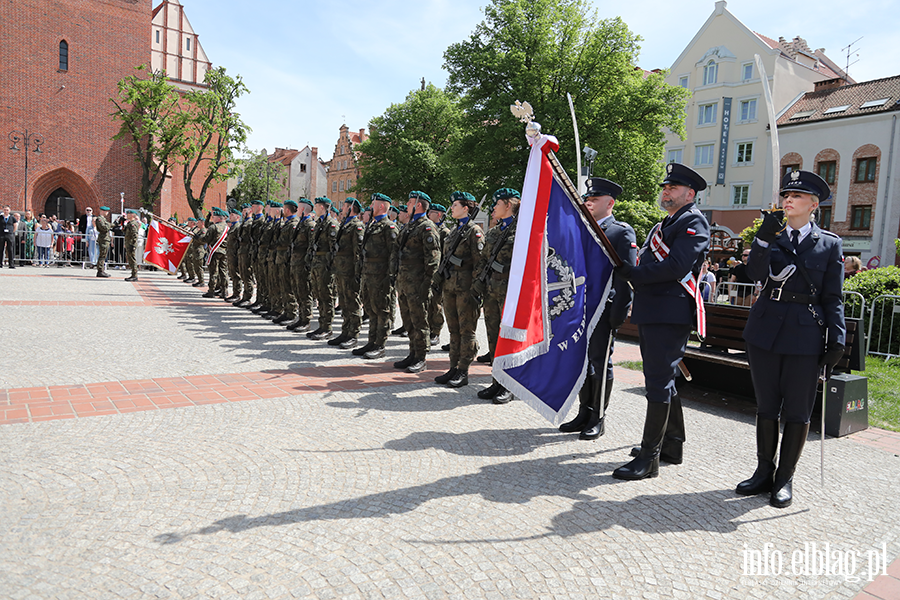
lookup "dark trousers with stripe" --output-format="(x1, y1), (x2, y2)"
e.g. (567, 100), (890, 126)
(747, 343), (819, 424)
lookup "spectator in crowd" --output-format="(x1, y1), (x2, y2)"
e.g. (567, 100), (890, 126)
(78, 207), (98, 266)
(1, 205), (18, 268)
(33, 215), (54, 267)
(729, 248), (754, 306)
(112, 216), (125, 268)
(20, 209), (36, 264)
(64, 223), (76, 266)
(844, 256), (862, 278)
(699, 259), (717, 302)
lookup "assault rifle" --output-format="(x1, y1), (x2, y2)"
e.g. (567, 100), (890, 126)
(474, 214), (517, 290)
(436, 204), (479, 281)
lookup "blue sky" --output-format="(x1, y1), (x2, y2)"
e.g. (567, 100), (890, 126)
(179, 0), (900, 162)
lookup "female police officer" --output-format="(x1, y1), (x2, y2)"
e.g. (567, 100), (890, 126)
(737, 170), (845, 508)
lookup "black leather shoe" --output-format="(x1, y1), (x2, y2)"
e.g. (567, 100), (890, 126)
(339, 337), (358, 350)
(492, 388), (512, 404)
(478, 382), (502, 399)
(430, 335), (441, 347)
(125, 276), (138, 282)
(177, 274), (187, 280)
(184, 278), (196, 284)
(363, 346), (385, 359)
(202, 291), (216, 298)
(308, 328), (332, 341)
(287, 321), (310, 332)
(352, 342), (376, 356)
(435, 368), (459, 385)
(392, 326), (406, 336)
(406, 358), (426, 373)
(282, 318), (300, 328)
(476, 352), (493, 364)
(327, 334), (348, 347)
(192, 281), (204, 287)
(447, 371), (468, 388)
(97, 271), (111, 278)
(235, 299), (251, 307)
(441, 343), (450, 351)
(559, 406), (591, 432)
(273, 314), (292, 324)
(393, 354), (414, 369)
(224, 294), (238, 302)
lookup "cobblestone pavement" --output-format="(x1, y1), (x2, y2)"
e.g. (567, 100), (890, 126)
(1, 267), (899, 600)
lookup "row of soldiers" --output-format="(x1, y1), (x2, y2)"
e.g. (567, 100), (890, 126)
(179, 190), (522, 404)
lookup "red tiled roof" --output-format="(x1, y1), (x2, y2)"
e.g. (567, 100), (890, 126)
(268, 148), (300, 167)
(751, 32), (842, 80)
(777, 75), (900, 126)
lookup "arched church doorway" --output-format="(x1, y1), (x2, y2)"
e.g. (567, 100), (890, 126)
(44, 188), (76, 223)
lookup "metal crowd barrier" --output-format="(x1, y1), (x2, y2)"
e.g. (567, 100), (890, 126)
(866, 294), (900, 359)
(702, 281), (759, 306)
(2, 230), (144, 269)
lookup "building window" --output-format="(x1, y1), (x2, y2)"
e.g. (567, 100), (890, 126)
(742, 63), (753, 81)
(695, 144), (715, 167)
(332, 181), (337, 193)
(679, 76), (689, 88)
(703, 60), (717, 85)
(59, 40), (68, 71)
(300, 164), (306, 173)
(698, 103), (717, 126)
(667, 148), (683, 164)
(851, 206), (872, 230)
(817, 161), (836, 185)
(340, 180), (345, 192)
(732, 184), (750, 206)
(856, 157), (876, 182)
(783, 164), (800, 177)
(735, 142), (754, 165)
(739, 99), (757, 122)
(819, 206), (832, 230)
(155, 30), (160, 44)
(186, 37), (191, 51)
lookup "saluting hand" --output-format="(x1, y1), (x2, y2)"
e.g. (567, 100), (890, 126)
(756, 209), (786, 244)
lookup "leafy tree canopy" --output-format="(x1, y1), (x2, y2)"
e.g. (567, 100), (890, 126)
(231, 149), (288, 205)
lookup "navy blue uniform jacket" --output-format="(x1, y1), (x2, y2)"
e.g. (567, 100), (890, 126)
(628, 203), (710, 326)
(742, 223), (845, 355)
(600, 217), (637, 327)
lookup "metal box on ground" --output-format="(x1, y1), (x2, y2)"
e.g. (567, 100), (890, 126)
(813, 374), (868, 437)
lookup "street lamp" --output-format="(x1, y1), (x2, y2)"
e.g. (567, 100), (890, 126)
(8, 129), (44, 213)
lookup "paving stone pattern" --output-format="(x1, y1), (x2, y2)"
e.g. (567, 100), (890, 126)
(1, 268), (898, 600)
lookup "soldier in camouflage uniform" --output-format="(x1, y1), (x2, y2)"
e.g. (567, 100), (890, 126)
(353, 193), (398, 359)
(201, 207), (229, 298)
(94, 206), (113, 277)
(233, 203), (255, 306)
(434, 192), (484, 388)
(185, 219), (205, 286)
(262, 202), (284, 319)
(286, 198), (316, 332)
(252, 202), (277, 313)
(330, 197), (365, 349)
(123, 209), (141, 281)
(390, 204), (408, 336)
(474, 188), (520, 404)
(239, 200), (265, 308)
(224, 206), (242, 301)
(307, 197), (339, 340)
(392, 191), (441, 373)
(426, 203), (450, 347)
(272, 199), (299, 324)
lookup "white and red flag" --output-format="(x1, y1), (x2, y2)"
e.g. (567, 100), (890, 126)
(492, 133), (615, 424)
(143, 219), (192, 273)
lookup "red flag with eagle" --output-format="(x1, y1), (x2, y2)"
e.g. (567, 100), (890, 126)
(143, 219), (192, 273)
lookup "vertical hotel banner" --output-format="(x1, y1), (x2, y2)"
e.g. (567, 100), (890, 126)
(716, 97), (732, 185)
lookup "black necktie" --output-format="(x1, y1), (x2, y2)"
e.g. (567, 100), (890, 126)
(791, 230), (800, 251)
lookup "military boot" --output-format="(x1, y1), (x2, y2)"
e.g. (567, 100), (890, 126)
(771, 421), (809, 508)
(613, 402), (670, 480)
(736, 418), (779, 496)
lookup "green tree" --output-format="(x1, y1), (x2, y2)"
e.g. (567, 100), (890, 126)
(110, 66), (185, 209)
(177, 67), (250, 218)
(443, 0), (690, 205)
(231, 150), (288, 205)
(613, 198), (666, 245)
(354, 84), (464, 205)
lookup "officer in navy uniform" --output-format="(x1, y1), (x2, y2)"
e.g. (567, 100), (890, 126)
(736, 170), (845, 508)
(613, 163), (710, 480)
(559, 178), (637, 440)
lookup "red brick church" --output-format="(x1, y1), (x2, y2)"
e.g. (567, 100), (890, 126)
(0, 0), (225, 221)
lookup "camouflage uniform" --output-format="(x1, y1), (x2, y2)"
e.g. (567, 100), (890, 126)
(394, 214), (441, 361)
(245, 211), (265, 304)
(274, 214), (298, 319)
(237, 213), (258, 304)
(441, 219), (484, 373)
(201, 219), (228, 296)
(264, 215), (282, 315)
(254, 216), (276, 309)
(225, 216), (242, 299)
(333, 214), (365, 341)
(95, 214), (112, 276)
(360, 215), (398, 350)
(124, 218), (141, 279)
(289, 212), (316, 328)
(429, 219), (451, 340)
(308, 212), (339, 332)
(474, 216), (517, 385)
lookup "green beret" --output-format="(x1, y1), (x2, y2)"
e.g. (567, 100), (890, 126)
(125, 209), (139, 215)
(240, 203), (251, 210)
(270, 201), (283, 208)
(228, 207), (241, 215)
(408, 190), (431, 203)
(363, 206), (373, 212)
(429, 203), (447, 214)
(451, 191), (476, 204)
(187, 218), (197, 222)
(212, 207), (228, 217)
(315, 197), (332, 207)
(344, 197), (362, 212)
(298, 197), (313, 209)
(371, 192), (392, 205)
(251, 199), (264, 206)
(396, 204), (407, 212)
(284, 199), (298, 210)
(99, 206), (110, 211)
(493, 187), (521, 201)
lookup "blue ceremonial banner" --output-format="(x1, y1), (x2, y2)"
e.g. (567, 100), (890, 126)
(493, 159), (614, 425)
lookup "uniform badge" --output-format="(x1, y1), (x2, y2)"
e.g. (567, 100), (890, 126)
(791, 170), (801, 181)
(426, 236), (433, 243)
(686, 228), (696, 235)
(666, 164), (673, 174)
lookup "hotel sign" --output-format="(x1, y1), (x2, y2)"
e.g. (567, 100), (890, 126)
(716, 97), (732, 185)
